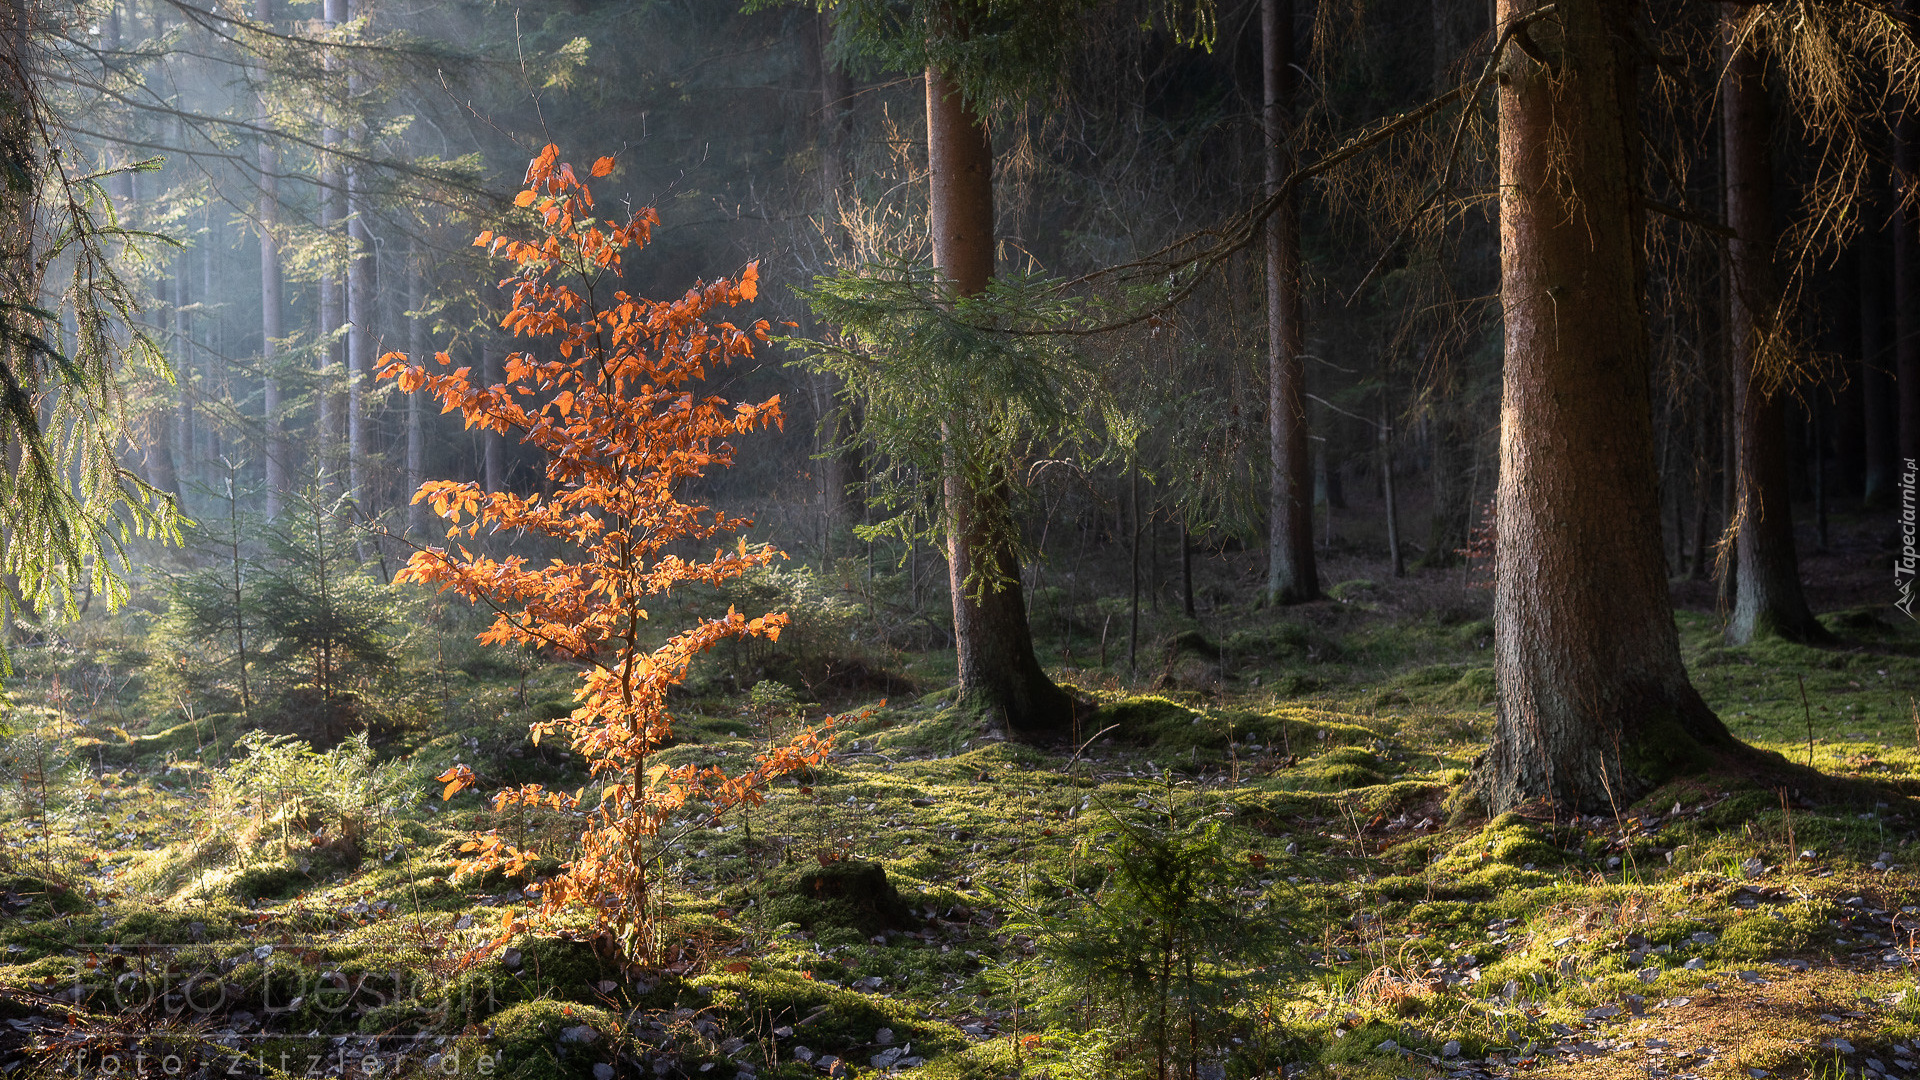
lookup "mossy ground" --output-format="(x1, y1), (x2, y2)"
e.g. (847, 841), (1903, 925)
(1, 519), (1917, 1079)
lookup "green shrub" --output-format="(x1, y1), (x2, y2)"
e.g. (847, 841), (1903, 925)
(209, 730), (415, 864)
(1005, 783), (1306, 1080)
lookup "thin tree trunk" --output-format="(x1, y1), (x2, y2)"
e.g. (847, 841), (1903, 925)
(1425, 402), (1472, 568)
(814, 9), (865, 524)
(1149, 503), (1160, 614)
(1718, 248), (1739, 608)
(926, 64), (1073, 740)
(173, 230), (194, 503)
(346, 177), (371, 505)
(407, 241), (428, 536)
(1689, 435), (1711, 582)
(201, 210), (218, 467)
(1128, 464), (1140, 679)
(345, 0), (373, 513)
(113, 116), (174, 499)
(1181, 519), (1195, 619)
(259, 161), (284, 518)
(1833, 247), (1866, 498)
(1381, 389), (1403, 578)
(1896, 105), (1920, 471)
(1813, 397), (1828, 551)
(257, 39), (287, 517)
(317, 0), (346, 486)
(1263, 0), (1319, 604)
(1424, 0), (1473, 570)
(1863, 229), (1896, 503)
(482, 338), (503, 492)
(1723, 15), (1824, 644)
(1479, 0), (1736, 814)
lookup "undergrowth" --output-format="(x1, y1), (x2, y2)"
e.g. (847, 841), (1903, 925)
(1, 559), (1917, 1080)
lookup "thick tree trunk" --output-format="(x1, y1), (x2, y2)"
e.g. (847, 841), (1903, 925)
(406, 242), (427, 537)
(1723, 18), (1824, 644)
(1477, 0), (1734, 815)
(1263, 0), (1319, 604)
(926, 66), (1073, 740)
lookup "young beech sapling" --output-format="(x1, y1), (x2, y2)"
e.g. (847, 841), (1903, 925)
(380, 146), (838, 965)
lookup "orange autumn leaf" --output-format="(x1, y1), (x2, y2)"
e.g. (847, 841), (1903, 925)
(436, 764), (477, 801)
(591, 156), (615, 177)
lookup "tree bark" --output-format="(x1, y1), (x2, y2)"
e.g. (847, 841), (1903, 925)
(1264, 0), (1319, 605)
(1478, 0), (1735, 815)
(926, 65), (1073, 740)
(1723, 15), (1824, 644)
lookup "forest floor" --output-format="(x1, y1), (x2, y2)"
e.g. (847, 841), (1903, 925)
(0, 503), (1916, 1080)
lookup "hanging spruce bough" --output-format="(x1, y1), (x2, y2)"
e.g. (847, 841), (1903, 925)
(0, 144), (179, 648)
(2, 0), (187, 631)
(378, 146), (838, 965)
(792, 263), (1114, 595)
